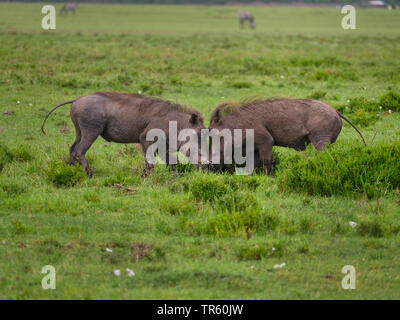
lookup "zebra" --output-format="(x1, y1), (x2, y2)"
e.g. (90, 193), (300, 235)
(60, 3), (77, 15)
(238, 10), (255, 29)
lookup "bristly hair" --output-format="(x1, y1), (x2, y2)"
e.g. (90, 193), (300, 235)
(211, 96), (281, 123)
(238, 96), (281, 109)
(217, 102), (241, 116)
(93, 91), (203, 122)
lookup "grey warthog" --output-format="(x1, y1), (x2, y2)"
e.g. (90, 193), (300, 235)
(238, 10), (255, 29)
(41, 92), (206, 177)
(60, 3), (77, 15)
(209, 98), (366, 174)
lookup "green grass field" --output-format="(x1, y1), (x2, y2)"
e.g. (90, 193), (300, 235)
(1, 3), (400, 299)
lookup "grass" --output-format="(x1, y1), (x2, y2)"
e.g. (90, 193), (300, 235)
(0, 3), (400, 299)
(276, 140), (400, 198)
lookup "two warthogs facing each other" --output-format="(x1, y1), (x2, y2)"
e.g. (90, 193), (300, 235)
(41, 93), (365, 176)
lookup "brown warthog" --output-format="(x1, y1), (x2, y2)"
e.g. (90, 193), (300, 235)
(41, 92), (206, 176)
(238, 10), (255, 29)
(60, 3), (77, 15)
(209, 98), (366, 174)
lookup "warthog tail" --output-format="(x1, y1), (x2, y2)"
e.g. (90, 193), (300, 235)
(337, 111), (366, 146)
(41, 99), (76, 135)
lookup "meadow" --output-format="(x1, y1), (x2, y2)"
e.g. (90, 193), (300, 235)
(0, 3), (400, 299)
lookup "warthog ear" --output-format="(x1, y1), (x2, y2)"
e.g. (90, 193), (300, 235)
(190, 113), (199, 125)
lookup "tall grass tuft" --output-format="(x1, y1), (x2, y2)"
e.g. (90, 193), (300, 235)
(46, 160), (86, 187)
(379, 91), (400, 111)
(335, 91), (400, 127)
(235, 242), (284, 261)
(191, 174), (229, 202)
(0, 142), (33, 172)
(276, 141), (400, 198)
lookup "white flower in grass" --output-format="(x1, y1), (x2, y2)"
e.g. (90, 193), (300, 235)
(349, 221), (357, 228)
(346, 99), (350, 103)
(250, 266), (254, 269)
(379, 106), (383, 110)
(138, 90), (142, 94)
(29, 103), (32, 106)
(389, 109), (392, 114)
(280, 75), (284, 79)
(271, 247), (276, 251)
(17, 101), (20, 104)
(273, 262), (286, 269)
(105, 248), (113, 253)
(113, 270), (121, 276)
(126, 268), (135, 277)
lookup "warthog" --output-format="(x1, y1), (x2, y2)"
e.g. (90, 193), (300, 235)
(41, 92), (206, 177)
(209, 98), (366, 174)
(238, 10), (255, 29)
(60, 3), (76, 15)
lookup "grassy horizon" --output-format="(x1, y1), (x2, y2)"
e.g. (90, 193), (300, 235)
(1, 3), (400, 35)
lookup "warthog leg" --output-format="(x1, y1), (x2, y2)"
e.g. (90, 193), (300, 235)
(69, 141), (80, 165)
(69, 118), (82, 165)
(74, 126), (103, 177)
(257, 143), (274, 175)
(255, 127), (274, 174)
(139, 132), (156, 172)
(308, 134), (332, 152)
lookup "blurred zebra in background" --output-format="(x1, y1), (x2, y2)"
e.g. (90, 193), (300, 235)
(238, 10), (255, 29)
(60, 3), (77, 15)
